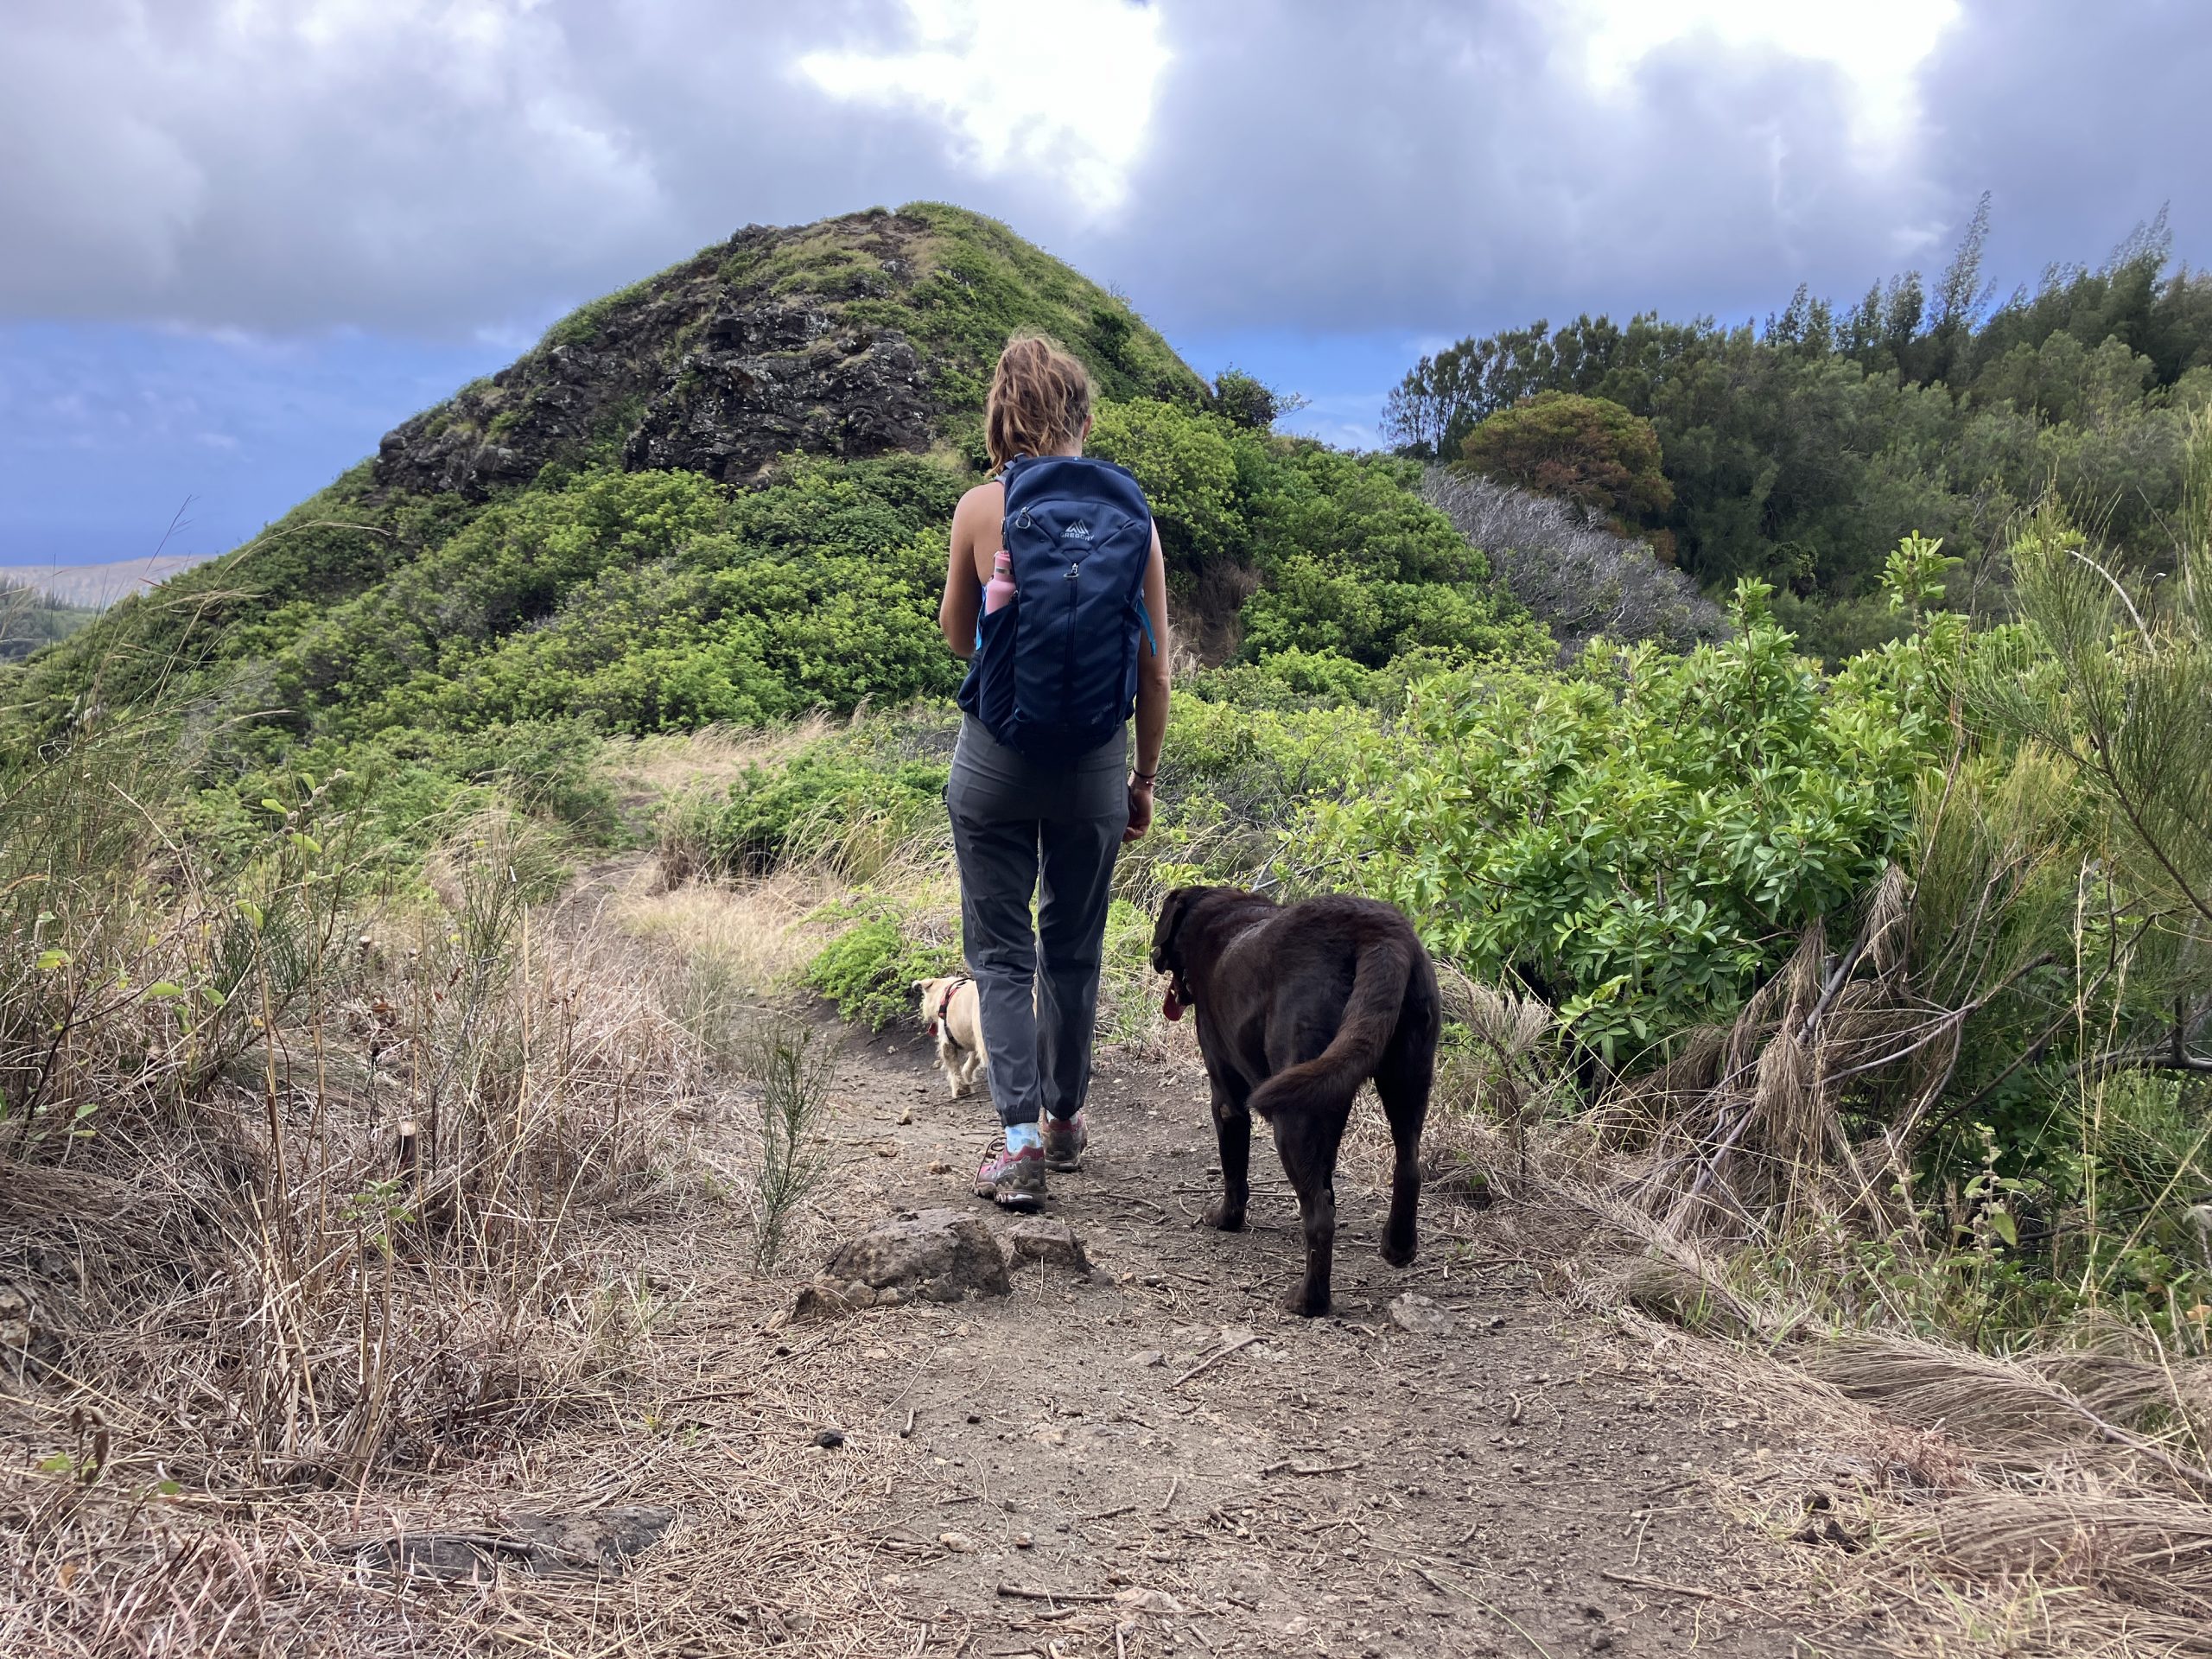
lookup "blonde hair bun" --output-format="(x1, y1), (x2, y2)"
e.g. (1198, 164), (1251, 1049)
(984, 334), (1096, 470)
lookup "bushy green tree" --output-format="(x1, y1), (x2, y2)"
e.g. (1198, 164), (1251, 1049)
(1458, 391), (1673, 525)
(1968, 427), (2212, 935)
(1088, 397), (1247, 577)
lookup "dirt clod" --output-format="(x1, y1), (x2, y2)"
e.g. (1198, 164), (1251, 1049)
(1387, 1292), (1452, 1336)
(823, 1206), (1012, 1304)
(1006, 1217), (1090, 1274)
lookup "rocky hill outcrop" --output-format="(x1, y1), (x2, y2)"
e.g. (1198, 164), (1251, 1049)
(372, 206), (1202, 499)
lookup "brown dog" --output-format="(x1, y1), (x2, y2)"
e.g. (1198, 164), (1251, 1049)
(1152, 887), (1439, 1316)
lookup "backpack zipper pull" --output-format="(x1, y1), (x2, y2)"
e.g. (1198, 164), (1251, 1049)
(1065, 561), (1080, 581)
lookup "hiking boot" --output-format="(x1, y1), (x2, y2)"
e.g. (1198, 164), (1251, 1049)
(974, 1143), (1046, 1211)
(1043, 1109), (1089, 1172)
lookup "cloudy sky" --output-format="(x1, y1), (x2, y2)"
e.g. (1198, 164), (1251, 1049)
(3, 0), (2208, 566)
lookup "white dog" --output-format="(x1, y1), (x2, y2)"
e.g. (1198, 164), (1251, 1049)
(915, 975), (988, 1098)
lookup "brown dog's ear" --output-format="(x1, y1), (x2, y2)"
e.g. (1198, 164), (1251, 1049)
(1151, 887), (1196, 972)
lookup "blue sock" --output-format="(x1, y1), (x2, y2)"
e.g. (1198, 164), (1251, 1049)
(1004, 1122), (1041, 1154)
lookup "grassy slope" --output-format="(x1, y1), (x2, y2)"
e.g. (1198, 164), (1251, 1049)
(2, 205), (1207, 739)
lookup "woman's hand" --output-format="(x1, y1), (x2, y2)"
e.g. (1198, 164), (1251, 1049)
(1122, 775), (1154, 842)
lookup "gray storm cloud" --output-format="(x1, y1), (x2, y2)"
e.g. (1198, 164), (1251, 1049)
(1, 0), (2204, 341)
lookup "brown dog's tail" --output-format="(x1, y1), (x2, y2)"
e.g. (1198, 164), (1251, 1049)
(1246, 935), (1413, 1122)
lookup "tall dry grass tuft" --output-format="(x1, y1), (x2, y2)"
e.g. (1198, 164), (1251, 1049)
(1598, 866), (1937, 1239)
(1, 702), (724, 1654)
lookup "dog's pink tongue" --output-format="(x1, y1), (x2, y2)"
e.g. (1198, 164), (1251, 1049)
(1162, 990), (1184, 1023)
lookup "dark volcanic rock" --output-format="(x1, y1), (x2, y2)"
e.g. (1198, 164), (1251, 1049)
(337, 1505), (676, 1580)
(621, 305), (933, 484)
(369, 213), (945, 502)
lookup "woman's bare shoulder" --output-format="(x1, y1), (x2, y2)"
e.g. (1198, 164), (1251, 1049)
(950, 480), (1004, 550)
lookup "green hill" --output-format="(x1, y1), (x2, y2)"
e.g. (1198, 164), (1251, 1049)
(3, 203), (1539, 849)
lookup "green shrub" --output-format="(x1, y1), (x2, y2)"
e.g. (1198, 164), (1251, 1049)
(707, 748), (948, 877)
(1238, 445), (1545, 667)
(803, 908), (959, 1031)
(1305, 582), (1952, 1062)
(1089, 398), (1247, 576)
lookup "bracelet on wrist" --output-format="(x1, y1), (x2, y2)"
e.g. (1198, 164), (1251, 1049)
(1132, 769), (1157, 785)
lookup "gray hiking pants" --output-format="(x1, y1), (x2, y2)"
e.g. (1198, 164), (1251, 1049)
(946, 715), (1129, 1128)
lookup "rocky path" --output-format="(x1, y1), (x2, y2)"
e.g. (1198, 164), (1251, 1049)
(691, 1019), (1878, 1658)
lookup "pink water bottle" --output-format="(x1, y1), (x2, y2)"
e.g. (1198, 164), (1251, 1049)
(983, 549), (1016, 613)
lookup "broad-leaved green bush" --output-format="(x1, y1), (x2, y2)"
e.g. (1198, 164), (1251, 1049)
(1306, 582), (1953, 1062)
(803, 907), (961, 1030)
(1089, 397), (1545, 667)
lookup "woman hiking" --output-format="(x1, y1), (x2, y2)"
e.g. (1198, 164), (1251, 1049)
(938, 334), (1172, 1210)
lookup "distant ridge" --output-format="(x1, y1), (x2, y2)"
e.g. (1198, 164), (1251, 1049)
(0, 554), (212, 607)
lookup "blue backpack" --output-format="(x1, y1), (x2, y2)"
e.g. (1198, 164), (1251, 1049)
(957, 454), (1155, 760)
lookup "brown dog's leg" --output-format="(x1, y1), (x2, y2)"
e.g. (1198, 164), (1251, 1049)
(1202, 1079), (1250, 1232)
(1271, 1113), (1343, 1317)
(1375, 1040), (1433, 1268)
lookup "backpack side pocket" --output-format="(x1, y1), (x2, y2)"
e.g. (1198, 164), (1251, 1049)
(956, 600), (1020, 741)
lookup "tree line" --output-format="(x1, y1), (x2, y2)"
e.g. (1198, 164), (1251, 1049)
(1388, 201), (2212, 626)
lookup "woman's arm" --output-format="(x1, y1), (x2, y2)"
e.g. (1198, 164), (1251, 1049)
(938, 486), (993, 659)
(1124, 525), (1172, 842)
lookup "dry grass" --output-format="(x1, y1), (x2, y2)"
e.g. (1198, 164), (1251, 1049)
(1413, 897), (2212, 1657)
(1813, 1338), (2212, 1496)
(2, 1293), (947, 1657)
(0, 772), (747, 1655)
(1651, 1325), (2212, 1656)
(1599, 867), (1938, 1239)
(1522, 1194), (2212, 1658)
(618, 867), (851, 1019)
(1524, 1154), (2212, 1654)
(600, 715), (836, 804)
(1907, 1490), (2212, 1640)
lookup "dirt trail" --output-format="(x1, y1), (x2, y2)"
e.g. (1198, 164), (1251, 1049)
(677, 1016), (1878, 1658)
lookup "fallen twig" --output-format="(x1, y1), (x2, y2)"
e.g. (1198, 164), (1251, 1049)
(1173, 1332), (1261, 1387)
(995, 1582), (1118, 1604)
(1599, 1569), (1778, 1619)
(1260, 1459), (1366, 1478)
(1412, 1564), (1455, 1599)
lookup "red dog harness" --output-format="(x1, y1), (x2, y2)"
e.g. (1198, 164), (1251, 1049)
(927, 977), (973, 1046)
